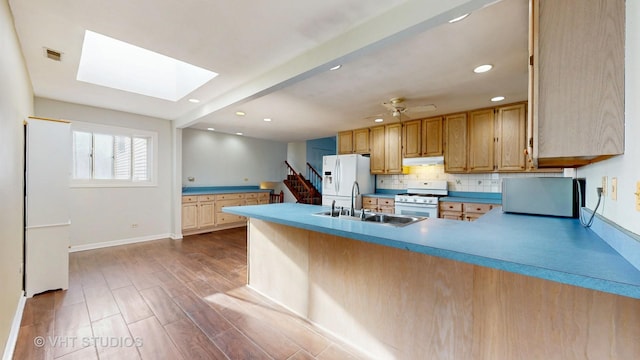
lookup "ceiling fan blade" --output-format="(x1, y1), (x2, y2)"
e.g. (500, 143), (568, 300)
(405, 104), (437, 114)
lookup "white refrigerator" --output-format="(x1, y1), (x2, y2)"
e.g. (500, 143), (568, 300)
(25, 117), (71, 297)
(321, 154), (374, 209)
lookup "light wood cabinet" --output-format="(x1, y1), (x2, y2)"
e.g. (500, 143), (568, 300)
(468, 109), (495, 172)
(496, 103), (527, 171)
(182, 191), (270, 235)
(403, 116), (444, 159)
(439, 201), (501, 221)
(337, 130), (353, 154)
(422, 117), (443, 156)
(444, 113), (468, 173)
(529, 0), (624, 167)
(353, 128), (370, 154)
(362, 196), (395, 214)
(181, 197), (198, 231)
(370, 124), (404, 174)
(338, 128), (370, 154)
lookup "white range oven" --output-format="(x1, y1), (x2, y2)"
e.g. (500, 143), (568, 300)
(394, 180), (448, 218)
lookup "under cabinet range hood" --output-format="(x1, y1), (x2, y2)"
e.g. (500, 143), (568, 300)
(402, 156), (444, 166)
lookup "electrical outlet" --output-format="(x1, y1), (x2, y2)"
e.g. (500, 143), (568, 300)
(131, 223), (138, 228)
(611, 177), (617, 201)
(602, 176), (607, 196)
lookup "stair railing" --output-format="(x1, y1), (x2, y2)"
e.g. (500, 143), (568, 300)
(306, 162), (322, 194)
(284, 161), (317, 204)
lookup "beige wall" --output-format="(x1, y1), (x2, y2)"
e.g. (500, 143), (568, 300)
(0, 0), (33, 353)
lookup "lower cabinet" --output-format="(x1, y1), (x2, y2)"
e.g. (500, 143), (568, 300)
(439, 201), (501, 221)
(182, 192), (269, 235)
(362, 196), (395, 214)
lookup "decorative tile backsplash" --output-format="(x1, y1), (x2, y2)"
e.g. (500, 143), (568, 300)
(376, 165), (563, 193)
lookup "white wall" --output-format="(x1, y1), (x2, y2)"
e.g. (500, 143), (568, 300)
(0, 0), (33, 353)
(182, 128), (287, 186)
(35, 98), (174, 247)
(576, 1), (640, 235)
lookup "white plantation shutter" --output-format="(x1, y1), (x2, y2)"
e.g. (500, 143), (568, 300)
(132, 137), (149, 181)
(71, 124), (156, 186)
(113, 135), (131, 179)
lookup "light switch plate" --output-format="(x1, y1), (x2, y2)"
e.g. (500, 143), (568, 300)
(636, 182), (640, 211)
(602, 176), (607, 196)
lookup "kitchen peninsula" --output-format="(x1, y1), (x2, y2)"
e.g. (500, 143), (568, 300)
(224, 203), (640, 359)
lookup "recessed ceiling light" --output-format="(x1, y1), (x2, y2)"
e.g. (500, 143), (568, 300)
(77, 30), (218, 101)
(235, 111), (246, 116)
(374, 118), (384, 123)
(474, 64), (493, 73)
(207, 127), (215, 131)
(236, 132), (243, 136)
(491, 96), (505, 102)
(329, 65), (342, 71)
(263, 118), (272, 122)
(448, 13), (469, 23)
(188, 98), (200, 103)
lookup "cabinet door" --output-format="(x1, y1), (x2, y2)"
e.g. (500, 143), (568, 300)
(531, 0), (624, 167)
(182, 203), (198, 230)
(198, 201), (216, 228)
(422, 116), (443, 156)
(369, 126), (386, 174)
(468, 109), (495, 172)
(444, 113), (468, 173)
(385, 123), (403, 174)
(403, 120), (421, 158)
(353, 128), (370, 154)
(338, 131), (353, 154)
(496, 103), (527, 171)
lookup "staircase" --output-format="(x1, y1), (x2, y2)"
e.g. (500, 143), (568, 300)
(284, 161), (322, 204)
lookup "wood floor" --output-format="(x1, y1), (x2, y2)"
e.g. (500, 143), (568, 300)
(13, 227), (368, 359)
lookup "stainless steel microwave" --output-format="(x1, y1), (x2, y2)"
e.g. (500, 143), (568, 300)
(502, 177), (585, 218)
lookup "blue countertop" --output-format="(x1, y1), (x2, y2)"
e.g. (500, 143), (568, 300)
(183, 186), (271, 195)
(441, 191), (502, 204)
(223, 203), (640, 299)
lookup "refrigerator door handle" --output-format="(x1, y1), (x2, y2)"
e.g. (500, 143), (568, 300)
(336, 158), (340, 193)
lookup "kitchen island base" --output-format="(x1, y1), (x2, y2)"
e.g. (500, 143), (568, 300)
(248, 219), (640, 359)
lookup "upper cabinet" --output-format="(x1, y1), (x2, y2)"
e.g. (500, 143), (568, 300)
(468, 109), (495, 172)
(370, 123), (404, 174)
(338, 128), (370, 154)
(403, 116), (443, 158)
(496, 103), (527, 172)
(529, 0), (625, 167)
(444, 113), (468, 173)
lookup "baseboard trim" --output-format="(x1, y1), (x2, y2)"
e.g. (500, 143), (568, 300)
(69, 233), (172, 253)
(2, 291), (26, 360)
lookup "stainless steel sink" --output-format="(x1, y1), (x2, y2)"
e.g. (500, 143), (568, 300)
(313, 210), (426, 227)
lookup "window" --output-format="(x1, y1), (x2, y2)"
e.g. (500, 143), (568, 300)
(71, 122), (157, 187)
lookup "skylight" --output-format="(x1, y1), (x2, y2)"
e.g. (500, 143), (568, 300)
(77, 30), (218, 101)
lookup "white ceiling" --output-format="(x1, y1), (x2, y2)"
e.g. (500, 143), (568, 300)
(9, 0), (529, 142)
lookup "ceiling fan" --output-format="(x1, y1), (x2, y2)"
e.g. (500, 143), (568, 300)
(381, 97), (437, 120)
(366, 97), (436, 122)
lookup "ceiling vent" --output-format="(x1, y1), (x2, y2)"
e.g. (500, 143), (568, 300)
(44, 48), (62, 61)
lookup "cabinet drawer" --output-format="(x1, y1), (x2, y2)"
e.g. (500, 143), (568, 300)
(215, 199), (244, 212)
(463, 203), (493, 214)
(379, 198), (395, 206)
(362, 197), (378, 206)
(245, 192), (259, 199)
(182, 196), (198, 203)
(245, 199), (258, 205)
(440, 202), (462, 212)
(197, 195), (215, 202)
(216, 213), (245, 225)
(215, 193), (245, 200)
(257, 193), (270, 200)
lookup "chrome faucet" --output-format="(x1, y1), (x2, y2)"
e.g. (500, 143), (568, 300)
(351, 181), (360, 217)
